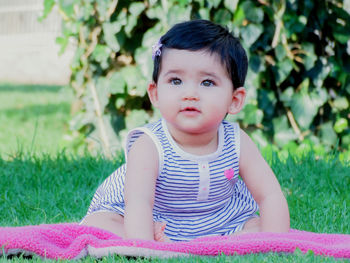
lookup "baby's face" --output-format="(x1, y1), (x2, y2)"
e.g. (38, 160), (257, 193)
(150, 48), (236, 136)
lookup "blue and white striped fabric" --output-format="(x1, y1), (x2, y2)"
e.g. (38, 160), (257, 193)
(86, 118), (258, 241)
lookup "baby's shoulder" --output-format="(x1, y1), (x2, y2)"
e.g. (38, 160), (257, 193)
(127, 133), (159, 163)
(128, 132), (157, 152)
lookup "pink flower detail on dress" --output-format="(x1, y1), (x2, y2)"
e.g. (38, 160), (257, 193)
(224, 168), (235, 180)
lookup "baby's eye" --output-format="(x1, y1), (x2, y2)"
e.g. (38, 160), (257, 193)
(201, 79), (215, 87)
(170, 78), (182, 85)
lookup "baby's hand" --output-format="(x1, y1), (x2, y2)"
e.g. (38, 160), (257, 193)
(154, 221), (171, 242)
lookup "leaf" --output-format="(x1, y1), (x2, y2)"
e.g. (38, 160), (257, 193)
(91, 45), (112, 69)
(244, 71), (259, 100)
(329, 4), (350, 44)
(249, 54), (265, 73)
(275, 58), (293, 85)
(198, 8), (210, 20)
(333, 97), (349, 111)
(273, 115), (289, 131)
(58, 0), (77, 19)
(273, 116), (298, 147)
(309, 59), (331, 88)
(290, 82), (327, 130)
(301, 43), (316, 71)
(96, 77), (111, 110)
(102, 22), (122, 52)
(87, 114), (121, 154)
(167, 5), (192, 26)
(207, 0), (221, 9)
(125, 110), (150, 130)
(124, 2), (146, 36)
(345, 0), (350, 14)
(274, 44), (286, 62)
(233, 5), (245, 26)
(334, 118), (348, 133)
(61, 19), (80, 36)
(125, 16), (138, 37)
(213, 9), (232, 24)
(310, 87), (328, 107)
(177, 0), (189, 6)
(109, 72), (126, 94)
(96, 0), (111, 21)
(242, 104), (264, 125)
(250, 129), (268, 148)
(320, 122), (338, 147)
(129, 2), (146, 17)
(115, 97), (126, 109)
(280, 87), (294, 107)
(73, 69), (85, 87)
(135, 47), (154, 79)
(291, 95), (315, 130)
(241, 1), (264, 23)
(121, 66), (147, 96)
(78, 2), (94, 21)
(121, 66), (139, 90)
(224, 0), (239, 14)
(69, 112), (95, 131)
(295, 141), (312, 156)
(146, 5), (165, 20)
(142, 23), (164, 48)
(38, 0), (55, 21)
(82, 86), (96, 115)
(282, 141), (298, 153)
(342, 133), (350, 149)
(284, 13), (307, 36)
(55, 36), (69, 55)
(70, 47), (84, 70)
(102, 114), (122, 153)
(116, 8), (128, 26)
(240, 23), (263, 46)
(258, 89), (277, 117)
(149, 0), (158, 5)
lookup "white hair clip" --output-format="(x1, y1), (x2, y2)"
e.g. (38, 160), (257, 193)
(152, 39), (163, 60)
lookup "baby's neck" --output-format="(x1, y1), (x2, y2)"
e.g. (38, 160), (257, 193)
(166, 124), (219, 156)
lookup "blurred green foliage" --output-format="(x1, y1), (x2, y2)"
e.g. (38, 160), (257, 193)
(42, 0), (350, 157)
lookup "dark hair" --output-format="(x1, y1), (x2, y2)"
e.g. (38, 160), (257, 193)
(152, 19), (248, 89)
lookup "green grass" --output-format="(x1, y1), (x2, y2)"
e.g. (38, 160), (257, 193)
(1, 83), (349, 262)
(0, 152), (349, 262)
(2, 251), (349, 263)
(0, 83), (73, 158)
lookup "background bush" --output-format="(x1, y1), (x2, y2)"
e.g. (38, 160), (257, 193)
(42, 0), (350, 157)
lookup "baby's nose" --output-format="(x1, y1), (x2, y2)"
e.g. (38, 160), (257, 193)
(182, 85), (199, 101)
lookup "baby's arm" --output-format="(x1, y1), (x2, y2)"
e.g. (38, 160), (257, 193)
(239, 129), (290, 232)
(124, 134), (159, 240)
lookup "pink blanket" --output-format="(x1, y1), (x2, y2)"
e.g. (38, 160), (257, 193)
(0, 223), (349, 260)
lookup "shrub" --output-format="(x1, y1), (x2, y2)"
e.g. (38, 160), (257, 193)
(42, 0), (350, 157)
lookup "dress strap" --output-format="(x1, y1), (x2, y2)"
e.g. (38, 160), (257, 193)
(231, 122), (241, 161)
(124, 126), (164, 176)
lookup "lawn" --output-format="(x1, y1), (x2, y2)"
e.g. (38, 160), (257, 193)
(0, 83), (349, 262)
(0, 83), (73, 158)
(1, 152), (349, 262)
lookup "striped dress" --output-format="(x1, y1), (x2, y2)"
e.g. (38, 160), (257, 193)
(85, 118), (259, 241)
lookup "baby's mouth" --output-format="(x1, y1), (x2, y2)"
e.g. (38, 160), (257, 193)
(181, 107), (200, 113)
(180, 107), (201, 116)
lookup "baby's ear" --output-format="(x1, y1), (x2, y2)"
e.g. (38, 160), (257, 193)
(228, 87), (246, 115)
(147, 82), (159, 108)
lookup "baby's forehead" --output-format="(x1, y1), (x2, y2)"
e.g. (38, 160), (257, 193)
(162, 48), (220, 60)
(160, 48), (229, 76)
